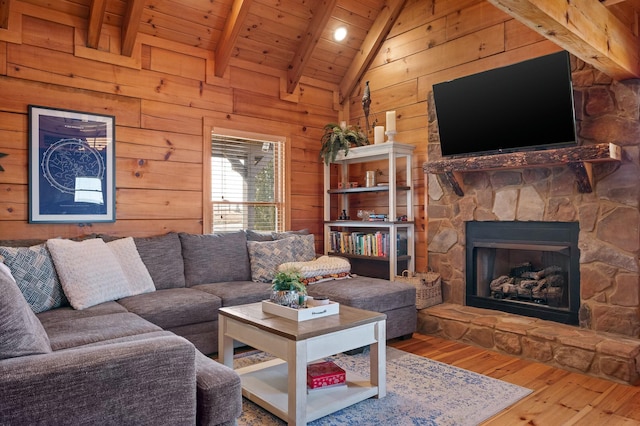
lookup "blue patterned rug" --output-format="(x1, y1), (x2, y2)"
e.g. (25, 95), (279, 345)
(232, 346), (531, 425)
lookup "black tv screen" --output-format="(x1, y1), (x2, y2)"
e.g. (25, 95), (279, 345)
(433, 51), (577, 158)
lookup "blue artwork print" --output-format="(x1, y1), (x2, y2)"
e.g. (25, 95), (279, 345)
(39, 136), (107, 215)
(29, 106), (115, 223)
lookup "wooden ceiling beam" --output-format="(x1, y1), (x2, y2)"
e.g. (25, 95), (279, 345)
(0, 0), (10, 30)
(286, 0), (338, 94)
(121, 0), (146, 57)
(488, 0), (640, 80)
(338, 0), (407, 105)
(87, 0), (107, 49)
(215, 0), (254, 78)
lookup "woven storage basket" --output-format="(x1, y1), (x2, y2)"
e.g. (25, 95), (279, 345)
(397, 270), (442, 309)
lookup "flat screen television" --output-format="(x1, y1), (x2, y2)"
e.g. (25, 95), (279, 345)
(432, 51), (577, 158)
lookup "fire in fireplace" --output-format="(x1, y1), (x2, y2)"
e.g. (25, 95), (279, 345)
(466, 221), (579, 325)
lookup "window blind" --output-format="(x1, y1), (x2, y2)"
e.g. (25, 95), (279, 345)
(210, 134), (284, 233)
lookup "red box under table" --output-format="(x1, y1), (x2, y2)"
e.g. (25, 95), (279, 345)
(306, 361), (346, 389)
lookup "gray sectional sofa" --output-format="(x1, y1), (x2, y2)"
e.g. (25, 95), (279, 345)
(0, 230), (416, 425)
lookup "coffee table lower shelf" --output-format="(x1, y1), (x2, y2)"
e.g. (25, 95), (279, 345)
(237, 359), (379, 423)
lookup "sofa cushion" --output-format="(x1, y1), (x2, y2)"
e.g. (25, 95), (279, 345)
(246, 234), (316, 282)
(272, 228), (309, 239)
(166, 321), (218, 355)
(0, 265), (52, 359)
(117, 288), (222, 329)
(195, 351), (242, 425)
(47, 238), (132, 310)
(107, 237), (155, 296)
(36, 301), (128, 325)
(306, 275), (416, 312)
(134, 232), (186, 290)
(42, 312), (162, 351)
(0, 243), (67, 313)
(245, 229), (274, 241)
(193, 281), (272, 307)
(180, 231), (252, 286)
(245, 228), (309, 241)
(0, 238), (47, 247)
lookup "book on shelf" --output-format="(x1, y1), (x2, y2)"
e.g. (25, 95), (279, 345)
(329, 230), (407, 257)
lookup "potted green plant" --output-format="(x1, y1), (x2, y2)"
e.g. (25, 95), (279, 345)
(270, 268), (306, 307)
(319, 122), (368, 165)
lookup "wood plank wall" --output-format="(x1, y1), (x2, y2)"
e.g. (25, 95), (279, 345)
(0, 2), (335, 253)
(0, 0), (563, 271)
(348, 0), (562, 271)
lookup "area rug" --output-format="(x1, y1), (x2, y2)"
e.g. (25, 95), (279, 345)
(231, 346), (532, 425)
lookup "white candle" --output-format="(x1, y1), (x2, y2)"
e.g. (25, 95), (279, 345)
(340, 121), (347, 130)
(386, 111), (396, 132)
(374, 126), (384, 144)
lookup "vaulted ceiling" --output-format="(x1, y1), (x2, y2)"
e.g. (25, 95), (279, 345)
(2, 0), (640, 104)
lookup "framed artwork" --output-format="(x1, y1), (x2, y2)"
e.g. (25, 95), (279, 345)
(28, 105), (116, 223)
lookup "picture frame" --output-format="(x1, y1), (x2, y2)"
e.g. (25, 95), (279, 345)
(28, 105), (116, 223)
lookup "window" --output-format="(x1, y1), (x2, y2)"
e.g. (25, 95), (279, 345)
(210, 132), (285, 233)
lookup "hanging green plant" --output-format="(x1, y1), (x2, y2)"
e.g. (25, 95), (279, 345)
(0, 153), (7, 172)
(319, 122), (368, 165)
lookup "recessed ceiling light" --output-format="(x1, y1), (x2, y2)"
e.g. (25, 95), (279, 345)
(334, 27), (347, 42)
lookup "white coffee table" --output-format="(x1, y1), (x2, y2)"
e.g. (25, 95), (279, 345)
(218, 302), (386, 425)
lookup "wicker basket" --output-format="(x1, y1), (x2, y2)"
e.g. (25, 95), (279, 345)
(397, 270), (442, 309)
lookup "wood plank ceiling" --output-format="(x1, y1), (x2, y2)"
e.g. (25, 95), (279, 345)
(2, 0), (640, 103)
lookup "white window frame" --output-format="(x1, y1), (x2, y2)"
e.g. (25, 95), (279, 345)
(203, 125), (288, 234)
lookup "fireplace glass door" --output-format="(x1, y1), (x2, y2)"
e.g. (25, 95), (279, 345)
(466, 221), (579, 324)
(474, 243), (570, 308)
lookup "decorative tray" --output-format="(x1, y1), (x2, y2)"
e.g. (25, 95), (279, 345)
(261, 300), (340, 322)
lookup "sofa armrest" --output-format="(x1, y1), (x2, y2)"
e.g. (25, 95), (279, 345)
(0, 335), (196, 426)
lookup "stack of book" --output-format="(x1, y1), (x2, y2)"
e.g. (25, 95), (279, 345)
(328, 231), (407, 257)
(368, 213), (387, 222)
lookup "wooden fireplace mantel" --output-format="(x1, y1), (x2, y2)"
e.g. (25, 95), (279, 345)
(423, 143), (622, 196)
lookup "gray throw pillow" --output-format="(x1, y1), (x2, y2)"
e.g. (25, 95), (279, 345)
(247, 234), (316, 282)
(180, 231), (252, 286)
(134, 233), (186, 290)
(0, 244), (67, 313)
(0, 264), (52, 360)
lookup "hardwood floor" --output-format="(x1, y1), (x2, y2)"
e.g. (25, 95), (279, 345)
(389, 333), (640, 425)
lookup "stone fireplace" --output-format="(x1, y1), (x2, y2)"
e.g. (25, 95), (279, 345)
(418, 58), (640, 384)
(424, 58), (640, 340)
(465, 220), (580, 325)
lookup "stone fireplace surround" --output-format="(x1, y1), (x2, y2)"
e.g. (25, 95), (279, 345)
(419, 59), (640, 384)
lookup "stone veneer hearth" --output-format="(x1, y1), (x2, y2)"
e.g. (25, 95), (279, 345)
(420, 57), (640, 384)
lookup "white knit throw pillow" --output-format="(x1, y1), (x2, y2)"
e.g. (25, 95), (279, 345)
(47, 239), (132, 310)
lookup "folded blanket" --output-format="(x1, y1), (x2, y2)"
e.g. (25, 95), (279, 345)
(278, 256), (351, 284)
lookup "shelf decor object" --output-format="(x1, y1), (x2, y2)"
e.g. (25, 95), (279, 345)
(319, 121), (368, 165)
(28, 105), (115, 223)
